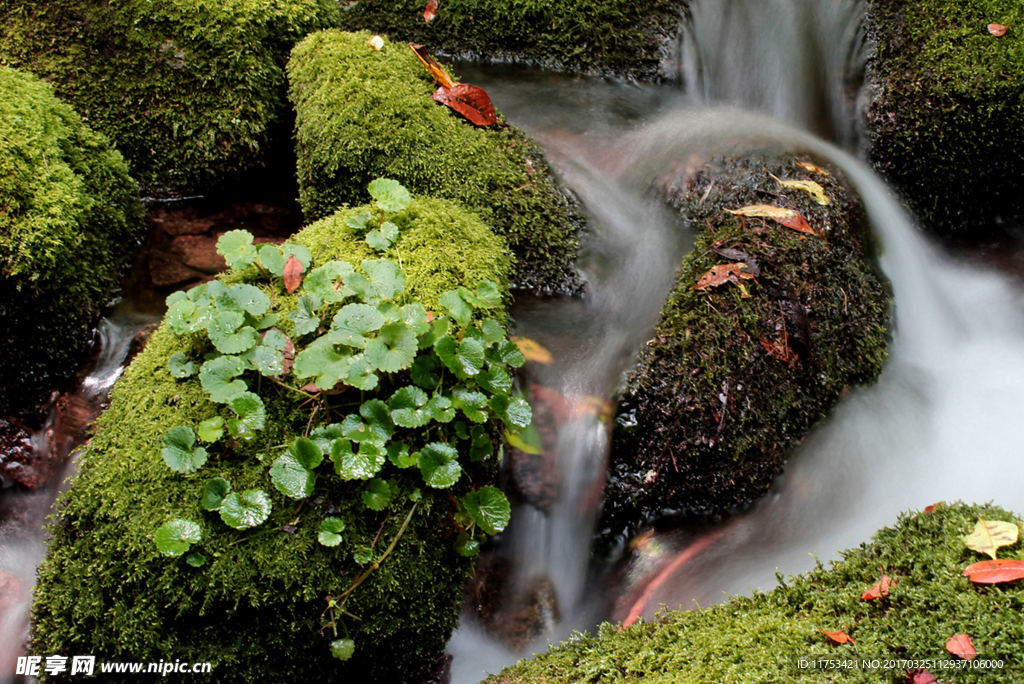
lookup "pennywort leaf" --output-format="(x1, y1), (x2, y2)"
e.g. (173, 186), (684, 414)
(318, 517), (346, 547)
(463, 486), (511, 535)
(219, 489), (272, 529)
(154, 519), (202, 557)
(368, 178), (412, 213)
(162, 426), (208, 474)
(201, 477), (232, 511)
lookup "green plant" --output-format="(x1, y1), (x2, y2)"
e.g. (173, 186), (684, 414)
(153, 179), (527, 659)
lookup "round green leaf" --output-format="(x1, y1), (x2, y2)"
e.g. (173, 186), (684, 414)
(154, 519), (202, 557)
(331, 440), (385, 480)
(290, 294), (323, 337)
(389, 386), (430, 428)
(318, 517), (346, 547)
(426, 394), (456, 423)
(161, 427), (208, 473)
(185, 552), (207, 567)
(346, 211), (372, 231)
(362, 259), (406, 301)
(456, 337), (486, 377)
(331, 303), (384, 348)
(230, 392), (266, 431)
(345, 354), (379, 391)
(216, 230), (257, 270)
(168, 353), (196, 379)
(229, 284), (271, 317)
(491, 340), (526, 368)
(304, 261), (354, 303)
(504, 396), (533, 429)
(362, 478), (393, 511)
(248, 344), (285, 377)
(196, 416), (225, 443)
(418, 442), (462, 489)
(353, 546), (374, 565)
(209, 323), (259, 355)
(199, 356), (248, 404)
(365, 322), (418, 372)
(463, 486), (511, 535)
(386, 442), (417, 469)
(282, 244), (313, 270)
(480, 318), (505, 345)
(368, 178), (412, 213)
(291, 437), (324, 469)
(478, 367), (512, 396)
(270, 453), (314, 499)
(219, 489), (272, 529)
(201, 477), (232, 511)
(455, 532), (481, 557)
(439, 290), (472, 327)
(258, 243), (285, 276)
(452, 388), (489, 423)
(330, 638), (356, 661)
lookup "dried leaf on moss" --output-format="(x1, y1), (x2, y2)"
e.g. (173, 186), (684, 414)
(769, 173), (830, 205)
(726, 205), (816, 236)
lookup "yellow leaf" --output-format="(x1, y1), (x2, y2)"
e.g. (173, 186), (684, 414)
(964, 519), (1020, 559)
(795, 160), (831, 176)
(726, 204), (798, 219)
(511, 336), (553, 364)
(366, 35), (384, 51)
(769, 173), (830, 205)
(506, 426), (542, 455)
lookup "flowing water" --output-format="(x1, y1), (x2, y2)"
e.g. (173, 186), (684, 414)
(450, 0), (1024, 680)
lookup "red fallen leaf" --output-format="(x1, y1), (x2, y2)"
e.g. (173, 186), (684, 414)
(988, 23), (1008, 36)
(821, 629), (854, 645)
(424, 0), (437, 22)
(923, 501), (944, 514)
(726, 204), (818, 236)
(283, 255), (304, 293)
(906, 670), (938, 684)
(691, 262), (755, 295)
(945, 633), (977, 661)
(433, 83), (499, 127)
(409, 44), (455, 88)
(281, 334), (295, 377)
(300, 383), (321, 394)
(861, 572), (894, 600)
(760, 332), (798, 363)
(962, 558), (1024, 584)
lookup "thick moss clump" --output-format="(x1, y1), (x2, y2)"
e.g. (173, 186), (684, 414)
(288, 30), (582, 295)
(491, 502), (1024, 683)
(604, 156), (890, 535)
(337, 0), (682, 79)
(0, 0), (338, 193)
(31, 197), (511, 683)
(0, 67), (142, 420)
(864, 0), (1024, 237)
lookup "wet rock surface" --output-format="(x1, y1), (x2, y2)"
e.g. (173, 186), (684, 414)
(0, 419), (41, 490)
(602, 154), (891, 537)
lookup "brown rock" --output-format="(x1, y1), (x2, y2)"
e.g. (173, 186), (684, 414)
(0, 418), (46, 489)
(172, 234), (226, 274)
(148, 250), (204, 287)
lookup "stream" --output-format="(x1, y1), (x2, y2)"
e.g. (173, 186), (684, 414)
(1, 0), (1022, 682)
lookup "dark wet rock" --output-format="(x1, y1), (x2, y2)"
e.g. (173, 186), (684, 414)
(0, 418), (44, 490)
(602, 154), (891, 537)
(466, 554), (559, 651)
(863, 0), (1024, 238)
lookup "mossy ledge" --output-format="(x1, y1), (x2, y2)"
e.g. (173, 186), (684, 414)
(337, 0), (683, 80)
(30, 197), (511, 683)
(287, 30), (583, 295)
(0, 0), (338, 194)
(491, 502), (1024, 683)
(0, 66), (143, 420)
(603, 155), (890, 536)
(863, 0), (1024, 237)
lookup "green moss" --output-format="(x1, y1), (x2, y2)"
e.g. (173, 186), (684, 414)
(865, 0), (1024, 235)
(337, 0), (681, 79)
(0, 66), (143, 419)
(30, 197), (511, 682)
(605, 156), (890, 534)
(287, 30), (582, 294)
(492, 502), (1024, 683)
(0, 0), (338, 193)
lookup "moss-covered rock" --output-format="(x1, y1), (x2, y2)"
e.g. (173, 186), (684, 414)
(337, 0), (682, 79)
(0, 0), (338, 193)
(491, 502), (1024, 682)
(604, 155), (890, 535)
(30, 197), (512, 683)
(0, 67), (143, 420)
(864, 0), (1024, 237)
(287, 30), (582, 295)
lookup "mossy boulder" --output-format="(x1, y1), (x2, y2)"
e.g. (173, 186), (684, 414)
(30, 197), (512, 682)
(491, 502), (1024, 682)
(0, 0), (338, 194)
(864, 0), (1024, 237)
(0, 66), (143, 420)
(287, 30), (582, 295)
(337, 0), (682, 79)
(604, 155), (890, 535)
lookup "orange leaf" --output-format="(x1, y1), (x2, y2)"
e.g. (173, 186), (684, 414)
(821, 629), (854, 645)
(988, 23), (1008, 36)
(409, 44), (455, 88)
(283, 255), (304, 294)
(424, 0), (438, 21)
(861, 572), (894, 600)
(726, 204), (817, 236)
(923, 501), (944, 514)
(795, 160), (830, 176)
(962, 559), (1024, 584)
(511, 336), (552, 364)
(759, 333), (797, 363)
(691, 262), (755, 293)
(945, 633), (977, 661)
(433, 83), (499, 127)
(906, 670), (938, 684)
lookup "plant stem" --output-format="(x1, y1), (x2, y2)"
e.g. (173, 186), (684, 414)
(332, 502), (419, 610)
